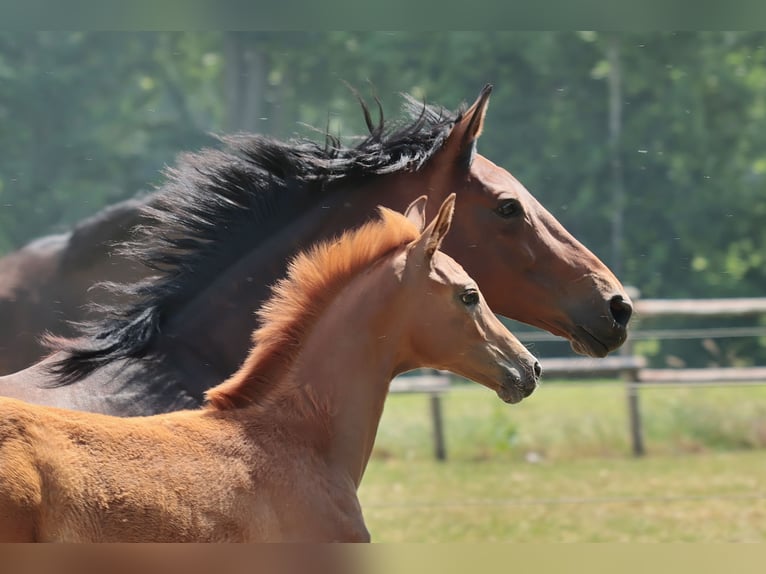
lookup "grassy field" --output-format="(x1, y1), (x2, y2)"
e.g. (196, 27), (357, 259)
(359, 380), (766, 542)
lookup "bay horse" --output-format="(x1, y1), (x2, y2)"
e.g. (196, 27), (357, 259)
(0, 195), (540, 542)
(0, 85), (629, 415)
(0, 197), (152, 375)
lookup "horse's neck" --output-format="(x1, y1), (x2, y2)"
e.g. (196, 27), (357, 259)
(271, 258), (410, 488)
(156, 176), (419, 389)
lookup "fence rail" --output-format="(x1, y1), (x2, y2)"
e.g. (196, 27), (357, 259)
(636, 297), (766, 316)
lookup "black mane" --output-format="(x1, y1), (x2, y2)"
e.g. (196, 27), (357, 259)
(46, 93), (463, 385)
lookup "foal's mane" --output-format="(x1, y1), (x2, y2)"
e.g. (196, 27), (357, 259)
(45, 93), (462, 385)
(205, 207), (420, 410)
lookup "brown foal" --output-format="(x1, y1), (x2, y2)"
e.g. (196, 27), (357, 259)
(0, 195), (540, 542)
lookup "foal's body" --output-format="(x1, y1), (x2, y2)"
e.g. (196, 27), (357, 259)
(0, 197), (539, 542)
(0, 399), (364, 542)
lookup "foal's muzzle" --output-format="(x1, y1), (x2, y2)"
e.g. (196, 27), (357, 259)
(496, 360), (541, 404)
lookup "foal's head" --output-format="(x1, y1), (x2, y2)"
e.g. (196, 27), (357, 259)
(399, 194), (541, 404)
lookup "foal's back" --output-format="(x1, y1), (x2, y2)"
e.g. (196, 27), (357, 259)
(0, 397), (349, 542)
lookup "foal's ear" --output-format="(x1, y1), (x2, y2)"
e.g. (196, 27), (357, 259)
(411, 193), (456, 264)
(440, 84), (492, 168)
(403, 195), (428, 232)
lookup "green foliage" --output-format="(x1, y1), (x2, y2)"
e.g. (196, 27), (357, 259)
(0, 32), (221, 247)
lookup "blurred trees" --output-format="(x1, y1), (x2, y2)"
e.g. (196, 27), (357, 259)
(0, 32), (221, 252)
(1, 31), (765, 308)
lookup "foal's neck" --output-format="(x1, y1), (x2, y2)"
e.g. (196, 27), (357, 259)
(277, 257), (410, 487)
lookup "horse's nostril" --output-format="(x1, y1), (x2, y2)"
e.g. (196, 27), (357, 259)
(609, 295), (633, 328)
(533, 360), (542, 379)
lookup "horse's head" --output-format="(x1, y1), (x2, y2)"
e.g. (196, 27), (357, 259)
(420, 85), (632, 357)
(399, 194), (541, 404)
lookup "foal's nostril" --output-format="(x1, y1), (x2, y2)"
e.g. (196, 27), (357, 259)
(609, 295), (633, 328)
(532, 360), (542, 380)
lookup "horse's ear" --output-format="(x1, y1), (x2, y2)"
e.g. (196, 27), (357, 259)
(441, 84), (492, 169)
(403, 195), (428, 232)
(411, 193), (456, 264)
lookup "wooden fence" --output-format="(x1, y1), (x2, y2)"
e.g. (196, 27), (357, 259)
(392, 296), (766, 460)
(620, 297), (766, 456)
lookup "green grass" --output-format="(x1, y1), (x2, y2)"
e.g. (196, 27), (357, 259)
(359, 380), (766, 542)
(360, 452), (766, 542)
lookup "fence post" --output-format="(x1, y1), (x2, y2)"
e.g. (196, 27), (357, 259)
(624, 287), (645, 457)
(430, 393), (447, 462)
(626, 372), (645, 457)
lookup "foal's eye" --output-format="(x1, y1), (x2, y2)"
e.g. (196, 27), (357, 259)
(495, 198), (523, 218)
(460, 289), (480, 306)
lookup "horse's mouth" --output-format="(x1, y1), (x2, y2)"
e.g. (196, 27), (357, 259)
(571, 326), (612, 358)
(536, 319), (612, 359)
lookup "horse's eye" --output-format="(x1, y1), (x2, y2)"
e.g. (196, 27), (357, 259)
(460, 289), (480, 306)
(495, 199), (523, 218)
